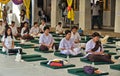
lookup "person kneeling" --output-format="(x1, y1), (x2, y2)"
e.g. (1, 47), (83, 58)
(39, 26), (54, 51)
(1, 27), (22, 54)
(59, 30), (81, 56)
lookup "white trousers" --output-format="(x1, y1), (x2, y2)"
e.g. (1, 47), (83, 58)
(60, 48), (81, 56)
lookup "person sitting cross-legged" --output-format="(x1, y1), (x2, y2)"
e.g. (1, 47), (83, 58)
(59, 30), (81, 56)
(39, 26), (54, 51)
(85, 32), (115, 63)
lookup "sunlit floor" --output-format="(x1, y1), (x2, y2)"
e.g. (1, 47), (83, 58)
(0, 41), (120, 76)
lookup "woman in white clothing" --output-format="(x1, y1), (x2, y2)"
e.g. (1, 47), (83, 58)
(71, 26), (81, 48)
(1, 27), (22, 54)
(21, 22), (34, 40)
(59, 30), (81, 55)
(0, 20), (5, 36)
(30, 22), (40, 37)
(39, 26), (54, 51)
(56, 22), (63, 34)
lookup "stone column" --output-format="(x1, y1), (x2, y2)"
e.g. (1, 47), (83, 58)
(114, 0), (120, 33)
(51, 0), (57, 28)
(31, 0), (34, 26)
(79, 0), (91, 30)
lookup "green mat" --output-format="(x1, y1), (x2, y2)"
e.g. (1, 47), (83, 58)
(114, 55), (120, 59)
(80, 58), (114, 65)
(0, 50), (26, 55)
(22, 54), (47, 62)
(110, 64), (120, 71)
(116, 48), (120, 50)
(30, 40), (39, 44)
(103, 45), (116, 48)
(34, 48), (54, 53)
(105, 52), (117, 55)
(68, 68), (109, 76)
(40, 61), (75, 69)
(15, 44), (35, 49)
(54, 52), (84, 58)
(104, 50), (109, 53)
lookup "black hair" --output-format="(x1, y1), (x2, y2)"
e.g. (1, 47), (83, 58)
(65, 30), (71, 35)
(23, 21), (29, 33)
(5, 27), (13, 39)
(43, 26), (50, 31)
(58, 22), (62, 25)
(34, 22), (38, 25)
(0, 20), (2, 22)
(11, 21), (15, 24)
(71, 26), (78, 30)
(92, 32), (101, 37)
(91, 32), (102, 52)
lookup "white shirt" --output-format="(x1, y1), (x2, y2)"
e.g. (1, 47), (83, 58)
(21, 27), (29, 36)
(71, 32), (81, 41)
(0, 25), (5, 35)
(85, 39), (104, 54)
(1, 35), (14, 49)
(39, 24), (46, 32)
(10, 26), (18, 35)
(91, 5), (100, 16)
(39, 33), (54, 46)
(30, 26), (39, 35)
(56, 25), (63, 33)
(59, 38), (75, 51)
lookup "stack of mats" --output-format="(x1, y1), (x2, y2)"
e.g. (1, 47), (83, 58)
(80, 58), (114, 65)
(68, 68), (109, 76)
(40, 61), (75, 69)
(110, 64), (120, 71)
(22, 54), (47, 62)
(54, 52), (84, 58)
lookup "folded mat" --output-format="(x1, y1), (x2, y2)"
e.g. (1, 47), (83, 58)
(15, 44), (35, 49)
(22, 54), (47, 62)
(30, 40), (39, 44)
(103, 45), (116, 48)
(0, 50), (26, 55)
(80, 58), (114, 65)
(110, 64), (120, 71)
(114, 55), (120, 59)
(116, 48), (120, 50)
(68, 68), (109, 76)
(40, 61), (75, 69)
(54, 52), (84, 58)
(34, 48), (55, 53)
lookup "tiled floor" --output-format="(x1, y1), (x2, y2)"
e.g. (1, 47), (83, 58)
(0, 39), (120, 76)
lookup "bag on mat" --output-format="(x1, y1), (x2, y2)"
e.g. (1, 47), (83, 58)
(83, 66), (95, 74)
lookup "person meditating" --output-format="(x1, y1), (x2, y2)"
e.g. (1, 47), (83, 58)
(85, 32), (114, 63)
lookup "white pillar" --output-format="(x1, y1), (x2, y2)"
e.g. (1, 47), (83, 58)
(31, 0), (34, 26)
(79, 0), (91, 30)
(51, 0), (57, 28)
(114, 0), (120, 33)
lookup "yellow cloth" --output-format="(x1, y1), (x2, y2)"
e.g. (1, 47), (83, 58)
(0, 4), (2, 19)
(23, 0), (30, 19)
(67, 0), (74, 21)
(0, 0), (10, 4)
